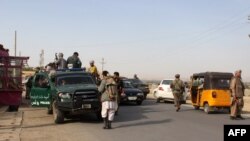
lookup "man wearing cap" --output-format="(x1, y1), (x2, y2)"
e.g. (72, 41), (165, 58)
(55, 53), (67, 69)
(170, 74), (185, 112)
(230, 70), (245, 120)
(87, 60), (100, 84)
(66, 52), (82, 69)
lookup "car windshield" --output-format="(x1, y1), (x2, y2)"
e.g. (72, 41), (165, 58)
(57, 75), (94, 86)
(123, 81), (134, 88)
(210, 77), (231, 89)
(162, 80), (173, 85)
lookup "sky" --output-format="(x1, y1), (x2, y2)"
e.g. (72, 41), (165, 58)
(1, 0), (250, 81)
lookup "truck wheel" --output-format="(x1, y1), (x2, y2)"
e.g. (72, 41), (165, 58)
(52, 101), (64, 123)
(204, 103), (211, 114)
(8, 105), (19, 112)
(136, 101), (142, 105)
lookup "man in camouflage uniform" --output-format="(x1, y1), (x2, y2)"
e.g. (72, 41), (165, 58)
(230, 70), (245, 120)
(171, 74), (185, 112)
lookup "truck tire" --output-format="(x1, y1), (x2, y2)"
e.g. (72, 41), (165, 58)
(52, 101), (64, 123)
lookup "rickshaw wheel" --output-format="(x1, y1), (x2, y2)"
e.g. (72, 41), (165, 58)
(204, 103), (211, 114)
(194, 106), (200, 110)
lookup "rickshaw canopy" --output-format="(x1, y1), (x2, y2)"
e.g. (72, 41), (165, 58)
(192, 72), (233, 90)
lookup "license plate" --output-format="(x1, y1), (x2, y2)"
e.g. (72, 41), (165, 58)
(82, 104), (91, 109)
(128, 97), (137, 100)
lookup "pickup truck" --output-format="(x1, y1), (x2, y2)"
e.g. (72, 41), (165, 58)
(30, 69), (102, 123)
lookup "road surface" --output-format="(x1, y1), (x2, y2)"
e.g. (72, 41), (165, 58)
(19, 100), (249, 141)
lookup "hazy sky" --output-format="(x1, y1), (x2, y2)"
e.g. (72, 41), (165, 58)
(1, 0), (250, 81)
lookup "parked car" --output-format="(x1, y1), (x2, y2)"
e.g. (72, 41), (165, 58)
(153, 79), (188, 103)
(127, 78), (150, 99)
(120, 79), (144, 105)
(30, 69), (102, 123)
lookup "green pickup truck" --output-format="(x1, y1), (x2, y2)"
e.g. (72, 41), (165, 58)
(30, 69), (102, 123)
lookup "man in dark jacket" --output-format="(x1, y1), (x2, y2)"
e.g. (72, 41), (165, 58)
(66, 52), (82, 69)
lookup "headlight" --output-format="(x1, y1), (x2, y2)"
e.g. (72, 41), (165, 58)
(58, 93), (71, 99)
(137, 93), (144, 96)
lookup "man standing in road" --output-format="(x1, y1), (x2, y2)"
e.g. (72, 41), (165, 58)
(230, 70), (245, 120)
(170, 74), (185, 112)
(98, 71), (118, 129)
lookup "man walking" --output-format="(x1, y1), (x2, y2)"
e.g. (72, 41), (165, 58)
(170, 74), (184, 112)
(98, 71), (118, 129)
(230, 70), (245, 120)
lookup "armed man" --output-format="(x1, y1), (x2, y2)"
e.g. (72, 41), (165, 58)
(170, 74), (185, 112)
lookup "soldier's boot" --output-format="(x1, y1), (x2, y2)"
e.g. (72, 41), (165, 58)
(103, 118), (108, 129)
(107, 120), (112, 129)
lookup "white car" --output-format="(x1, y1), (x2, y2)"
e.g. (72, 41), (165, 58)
(153, 79), (188, 103)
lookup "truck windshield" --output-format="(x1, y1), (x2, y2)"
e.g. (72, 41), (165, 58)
(57, 75), (94, 86)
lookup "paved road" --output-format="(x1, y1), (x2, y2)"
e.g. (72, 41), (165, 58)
(18, 100), (249, 141)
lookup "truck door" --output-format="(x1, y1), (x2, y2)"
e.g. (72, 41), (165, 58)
(30, 73), (51, 107)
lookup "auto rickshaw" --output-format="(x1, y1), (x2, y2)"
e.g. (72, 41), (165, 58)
(190, 72), (233, 114)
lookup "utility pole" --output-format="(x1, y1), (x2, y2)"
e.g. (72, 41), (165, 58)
(39, 49), (44, 68)
(100, 58), (106, 72)
(14, 30), (17, 56)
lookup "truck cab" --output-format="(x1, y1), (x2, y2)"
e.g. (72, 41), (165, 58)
(30, 69), (101, 123)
